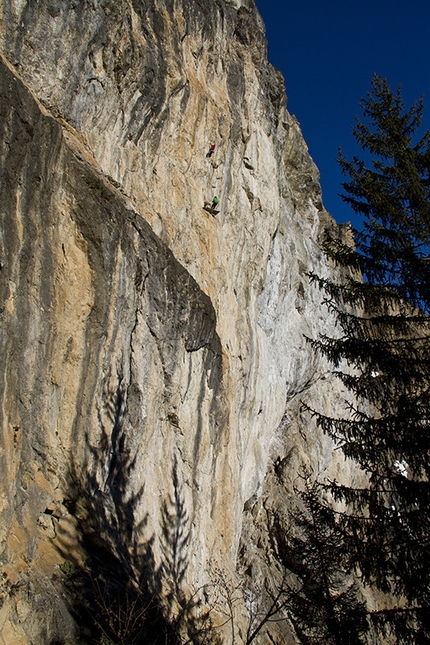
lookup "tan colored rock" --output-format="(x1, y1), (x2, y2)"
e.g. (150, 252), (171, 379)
(0, 2), (360, 642)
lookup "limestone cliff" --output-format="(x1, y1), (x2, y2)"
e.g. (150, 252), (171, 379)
(0, 1), (355, 643)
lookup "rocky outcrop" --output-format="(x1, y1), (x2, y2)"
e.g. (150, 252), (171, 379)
(0, 1), (356, 643)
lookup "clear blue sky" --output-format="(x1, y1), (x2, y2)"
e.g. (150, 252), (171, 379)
(254, 0), (430, 228)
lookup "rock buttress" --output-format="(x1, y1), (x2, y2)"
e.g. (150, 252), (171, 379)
(0, 55), (226, 644)
(0, 1), (358, 642)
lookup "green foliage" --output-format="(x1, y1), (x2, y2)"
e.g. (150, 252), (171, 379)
(281, 483), (369, 645)
(307, 75), (430, 643)
(338, 74), (430, 312)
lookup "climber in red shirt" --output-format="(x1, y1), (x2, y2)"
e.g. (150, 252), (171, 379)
(206, 144), (216, 158)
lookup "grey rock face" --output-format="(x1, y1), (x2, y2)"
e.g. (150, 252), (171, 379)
(0, 2), (356, 642)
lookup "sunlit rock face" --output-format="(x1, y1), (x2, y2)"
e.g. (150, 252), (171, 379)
(0, 1), (356, 642)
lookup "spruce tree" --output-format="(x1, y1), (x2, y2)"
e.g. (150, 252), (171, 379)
(279, 482), (369, 645)
(308, 75), (430, 643)
(338, 74), (430, 312)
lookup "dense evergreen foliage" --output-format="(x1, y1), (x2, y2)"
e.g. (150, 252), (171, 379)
(306, 75), (430, 643)
(279, 483), (369, 645)
(339, 75), (430, 311)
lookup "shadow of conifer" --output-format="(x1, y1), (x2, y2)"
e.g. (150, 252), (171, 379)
(160, 456), (190, 596)
(52, 373), (216, 645)
(158, 457), (216, 645)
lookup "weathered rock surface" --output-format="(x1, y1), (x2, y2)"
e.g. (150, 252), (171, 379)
(0, 1), (357, 642)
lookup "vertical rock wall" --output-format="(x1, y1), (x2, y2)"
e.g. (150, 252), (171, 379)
(0, 1), (356, 642)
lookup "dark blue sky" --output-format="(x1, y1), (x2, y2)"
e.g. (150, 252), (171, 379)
(254, 0), (430, 228)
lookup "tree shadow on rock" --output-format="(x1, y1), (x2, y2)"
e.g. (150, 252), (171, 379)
(52, 373), (178, 644)
(52, 373), (215, 644)
(160, 456), (190, 597)
(158, 457), (216, 644)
